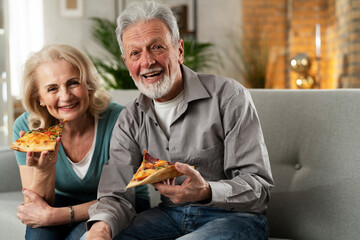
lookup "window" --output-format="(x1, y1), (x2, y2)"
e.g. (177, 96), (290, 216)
(0, 0), (43, 147)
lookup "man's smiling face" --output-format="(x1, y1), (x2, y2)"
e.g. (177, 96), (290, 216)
(121, 19), (184, 101)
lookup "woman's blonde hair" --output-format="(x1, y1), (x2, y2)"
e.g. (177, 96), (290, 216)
(22, 44), (111, 129)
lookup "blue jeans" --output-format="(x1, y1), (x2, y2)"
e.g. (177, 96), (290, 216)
(26, 194), (150, 240)
(25, 221), (86, 240)
(25, 194), (89, 240)
(113, 205), (269, 240)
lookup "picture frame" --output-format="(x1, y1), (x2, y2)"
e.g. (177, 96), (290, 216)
(59, 0), (83, 18)
(171, 5), (188, 32)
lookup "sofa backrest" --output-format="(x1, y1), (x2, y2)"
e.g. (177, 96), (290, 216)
(250, 89), (360, 240)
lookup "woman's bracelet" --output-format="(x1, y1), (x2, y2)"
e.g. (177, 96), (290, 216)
(68, 206), (74, 226)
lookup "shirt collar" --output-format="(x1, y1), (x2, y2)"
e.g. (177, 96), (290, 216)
(181, 64), (211, 103)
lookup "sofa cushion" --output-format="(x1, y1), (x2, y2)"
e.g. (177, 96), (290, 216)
(0, 191), (25, 239)
(0, 147), (24, 239)
(0, 147), (22, 192)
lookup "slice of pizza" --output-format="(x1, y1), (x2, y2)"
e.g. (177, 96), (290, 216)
(126, 150), (183, 188)
(10, 120), (65, 153)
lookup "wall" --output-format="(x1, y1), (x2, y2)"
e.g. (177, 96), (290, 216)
(197, 0), (242, 79)
(336, 0), (360, 88)
(42, 0), (242, 79)
(242, 0), (288, 88)
(289, 0), (329, 89)
(242, 0), (360, 89)
(43, 0), (117, 59)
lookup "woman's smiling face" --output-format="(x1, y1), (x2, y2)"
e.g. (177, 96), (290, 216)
(37, 59), (90, 122)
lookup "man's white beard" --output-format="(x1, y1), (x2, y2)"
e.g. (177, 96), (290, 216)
(134, 68), (177, 100)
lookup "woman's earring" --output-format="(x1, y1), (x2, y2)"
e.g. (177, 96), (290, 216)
(40, 102), (44, 107)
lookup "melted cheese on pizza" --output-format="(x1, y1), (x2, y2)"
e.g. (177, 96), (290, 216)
(15, 132), (52, 147)
(134, 159), (170, 181)
(26, 132), (52, 144)
(135, 169), (157, 181)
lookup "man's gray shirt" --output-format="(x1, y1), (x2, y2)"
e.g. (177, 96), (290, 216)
(87, 65), (274, 237)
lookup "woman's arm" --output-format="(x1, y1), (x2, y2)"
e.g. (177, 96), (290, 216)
(18, 138), (61, 205)
(19, 162), (56, 205)
(50, 200), (97, 226)
(17, 189), (96, 228)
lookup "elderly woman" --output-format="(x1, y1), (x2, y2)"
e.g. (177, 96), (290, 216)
(13, 44), (149, 240)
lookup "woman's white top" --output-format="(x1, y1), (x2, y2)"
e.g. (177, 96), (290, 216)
(68, 118), (98, 179)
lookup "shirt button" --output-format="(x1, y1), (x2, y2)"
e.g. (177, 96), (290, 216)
(154, 122), (158, 126)
(166, 147), (169, 151)
(295, 163), (302, 170)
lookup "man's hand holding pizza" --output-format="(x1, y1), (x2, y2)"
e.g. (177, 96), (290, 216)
(126, 152), (212, 204)
(153, 162), (212, 204)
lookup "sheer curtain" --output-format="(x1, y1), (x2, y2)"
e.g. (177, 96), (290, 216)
(0, 0), (12, 147)
(9, 0), (44, 97)
(0, 0), (43, 146)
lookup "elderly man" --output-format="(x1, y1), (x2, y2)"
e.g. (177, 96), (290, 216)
(85, 1), (273, 239)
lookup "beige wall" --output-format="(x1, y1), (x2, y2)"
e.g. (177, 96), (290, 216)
(43, 0), (117, 58)
(42, 0), (242, 79)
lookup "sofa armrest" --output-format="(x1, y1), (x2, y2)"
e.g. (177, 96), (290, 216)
(0, 147), (22, 192)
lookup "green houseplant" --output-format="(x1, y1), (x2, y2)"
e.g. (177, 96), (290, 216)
(228, 10), (270, 89)
(229, 31), (269, 89)
(88, 17), (219, 90)
(88, 17), (135, 89)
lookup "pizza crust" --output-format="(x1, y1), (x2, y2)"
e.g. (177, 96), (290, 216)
(126, 165), (183, 188)
(10, 142), (56, 153)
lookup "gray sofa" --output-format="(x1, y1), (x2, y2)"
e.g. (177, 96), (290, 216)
(0, 147), (25, 239)
(1, 89), (360, 240)
(251, 89), (360, 240)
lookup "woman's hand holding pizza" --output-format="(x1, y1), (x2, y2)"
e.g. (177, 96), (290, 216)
(25, 137), (61, 172)
(18, 130), (61, 205)
(153, 162), (212, 204)
(17, 130), (61, 171)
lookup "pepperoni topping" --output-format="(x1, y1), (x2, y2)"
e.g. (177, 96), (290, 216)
(144, 151), (159, 164)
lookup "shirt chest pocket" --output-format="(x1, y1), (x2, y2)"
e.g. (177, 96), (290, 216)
(184, 144), (226, 181)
